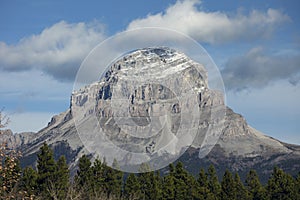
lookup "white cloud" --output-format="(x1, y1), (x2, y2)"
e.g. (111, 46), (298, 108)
(0, 21), (106, 81)
(222, 47), (300, 91)
(127, 0), (290, 44)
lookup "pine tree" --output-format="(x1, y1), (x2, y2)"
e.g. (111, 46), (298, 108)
(112, 159), (123, 198)
(197, 168), (212, 199)
(124, 173), (140, 199)
(138, 163), (151, 200)
(138, 171), (152, 200)
(234, 173), (248, 200)
(75, 154), (93, 196)
(189, 172), (203, 200)
(162, 164), (175, 200)
(267, 166), (296, 200)
(198, 168), (209, 188)
(221, 169), (236, 200)
(20, 166), (38, 196)
(295, 172), (300, 199)
(76, 154), (92, 185)
(153, 171), (163, 200)
(91, 157), (105, 192)
(36, 142), (57, 197)
(207, 165), (221, 200)
(137, 163), (162, 200)
(55, 155), (69, 199)
(245, 169), (266, 200)
(174, 162), (190, 200)
(103, 159), (123, 198)
(169, 163), (175, 175)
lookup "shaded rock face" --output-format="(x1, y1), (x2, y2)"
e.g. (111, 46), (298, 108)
(1, 47), (299, 178)
(70, 47), (222, 171)
(92, 48), (210, 156)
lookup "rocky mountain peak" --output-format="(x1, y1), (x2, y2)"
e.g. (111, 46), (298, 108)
(70, 47), (217, 171)
(1, 47), (299, 176)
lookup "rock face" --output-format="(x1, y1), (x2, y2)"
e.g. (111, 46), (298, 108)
(70, 47), (227, 172)
(1, 47), (299, 179)
(0, 129), (35, 149)
(179, 107), (300, 183)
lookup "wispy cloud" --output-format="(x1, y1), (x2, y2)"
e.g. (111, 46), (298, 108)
(127, 0), (290, 44)
(0, 21), (106, 81)
(222, 47), (300, 91)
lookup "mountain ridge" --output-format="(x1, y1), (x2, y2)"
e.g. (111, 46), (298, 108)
(1, 47), (299, 181)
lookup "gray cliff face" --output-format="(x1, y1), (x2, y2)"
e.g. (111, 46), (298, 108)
(94, 48), (209, 155)
(70, 47), (221, 171)
(0, 129), (35, 149)
(1, 47), (299, 177)
(218, 108), (293, 157)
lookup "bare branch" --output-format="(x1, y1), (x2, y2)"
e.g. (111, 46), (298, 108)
(0, 108), (10, 130)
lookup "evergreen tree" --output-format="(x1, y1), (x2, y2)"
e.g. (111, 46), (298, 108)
(103, 159), (123, 198)
(55, 155), (69, 199)
(295, 172), (300, 199)
(162, 164), (175, 200)
(207, 165), (221, 200)
(169, 163), (175, 175)
(234, 173), (248, 200)
(36, 142), (57, 197)
(124, 173), (140, 199)
(137, 163), (162, 200)
(91, 157), (105, 192)
(267, 166), (296, 200)
(75, 154), (93, 196)
(76, 154), (92, 186)
(3, 149), (300, 200)
(174, 162), (190, 200)
(245, 169), (266, 200)
(189, 172), (203, 200)
(197, 168), (213, 199)
(221, 169), (236, 200)
(138, 171), (152, 200)
(198, 168), (209, 188)
(138, 163), (152, 200)
(20, 166), (38, 196)
(143, 170), (161, 200)
(154, 171), (163, 200)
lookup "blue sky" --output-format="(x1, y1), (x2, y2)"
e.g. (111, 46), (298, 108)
(0, 0), (299, 144)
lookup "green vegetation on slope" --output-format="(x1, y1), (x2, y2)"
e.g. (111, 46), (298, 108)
(1, 143), (300, 200)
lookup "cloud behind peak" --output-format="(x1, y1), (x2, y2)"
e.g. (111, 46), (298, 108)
(127, 0), (290, 44)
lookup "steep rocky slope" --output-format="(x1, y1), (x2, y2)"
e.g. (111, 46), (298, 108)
(1, 47), (299, 180)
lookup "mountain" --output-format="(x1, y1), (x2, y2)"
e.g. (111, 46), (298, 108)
(1, 47), (299, 182)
